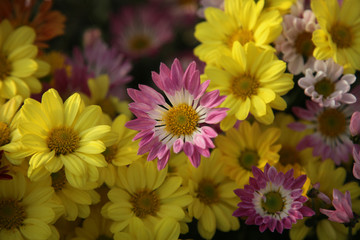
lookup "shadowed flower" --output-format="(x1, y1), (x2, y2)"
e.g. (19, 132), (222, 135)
(320, 189), (355, 224)
(289, 99), (358, 165)
(126, 59), (227, 169)
(0, 0), (66, 49)
(298, 59), (356, 108)
(110, 4), (173, 59)
(233, 164), (315, 233)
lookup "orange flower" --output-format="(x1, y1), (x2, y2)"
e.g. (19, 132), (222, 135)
(0, 0), (66, 49)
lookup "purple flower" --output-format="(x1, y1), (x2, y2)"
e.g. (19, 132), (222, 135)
(320, 189), (355, 224)
(233, 164), (314, 233)
(126, 59), (227, 170)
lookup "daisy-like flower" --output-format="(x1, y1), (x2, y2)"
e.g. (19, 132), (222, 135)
(289, 99), (357, 165)
(311, 0), (360, 70)
(298, 59), (356, 108)
(205, 41), (293, 129)
(215, 120), (281, 187)
(275, 9), (318, 75)
(126, 59), (227, 169)
(0, 0), (66, 49)
(320, 189), (356, 224)
(101, 159), (192, 238)
(0, 171), (57, 240)
(0, 19), (49, 99)
(290, 159), (360, 240)
(194, 0), (283, 64)
(350, 111), (360, 179)
(110, 4), (173, 59)
(14, 88), (112, 188)
(0, 95), (23, 163)
(233, 164), (315, 233)
(98, 114), (141, 187)
(187, 149), (240, 239)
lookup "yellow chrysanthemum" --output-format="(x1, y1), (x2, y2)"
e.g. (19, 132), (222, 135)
(98, 114), (141, 187)
(187, 149), (240, 239)
(0, 172), (57, 240)
(205, 41), (293, 130)
(194, 0), (282, 64)
(72, 204), (113, 240)
(0, 19), (49, 99)
(215, 120), (281, 188)
(81, 74), (132, 120)
(290, 159), (360, 240)
(0, 95), (23, 162)
(260, 0), (296, 15)
(271, 113), (317, 194)
(101, 159), (192, 238)
(311, 0), (360, 71)
(13, 88), (112, 188)
(38, 50), (71, 80)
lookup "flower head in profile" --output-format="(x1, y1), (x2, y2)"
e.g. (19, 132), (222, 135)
(350, 111), (360, 179)
(298, 59), (356, 108)
(233, 164), (315, 233)
(320, 189), (356, 224)
(110, 4), (173, 59)
(126, 59), (227, 169)
(311, 0), (360, 70)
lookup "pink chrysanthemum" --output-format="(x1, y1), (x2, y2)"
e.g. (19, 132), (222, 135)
(320, 189), (355, 224)
(289, 99), (358, 165)
(110, 4), (173, 59)
(350, 111), (360, 179)
(233, 164), (315, 233)
(125, 59), (227, 169)
(298, 59), (356, 108)
(275, 10), (318, 75)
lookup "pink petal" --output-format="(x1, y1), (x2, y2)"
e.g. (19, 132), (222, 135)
(200, 90), (226, 108)
(193, 134), (206, 149)
(138, 84), (166, 105)
(125, 118), (156, 130)
(183, 142), (194, 157)
(194, 80), (210, 100)
(170, 58), (184, 91)
(201, 126), (218, 138)
(205, 108), (228, 124)
(189, 151), (201, 167)
(173, 138), (184, 153)
(350, 112), (360, 136)
(157, 151), (170, 170)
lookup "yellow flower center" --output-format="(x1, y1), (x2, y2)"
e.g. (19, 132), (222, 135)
(51, 169), (67, 191)
(261, 191), (285, 214)
(330, 23), (353, 48)
(102, 145), (118, 163)
(164, 103), (199, 136)
(47, 126), (80, 155)
(318, 109), (346, 138)
(294, 31), (315, 58)
(239, 150), (259, 171)
(228, 28), (254, 47)
(314, 78), (335, 98)
(197, 179), (219, 205)
(0, 53), (11, 80)
(279, 145), (300, 166)
(0, 199), (26, 230)
(232, 75), (259, 100)
(130, 189), (160, 218)
(0, 122), (11, 147)
(129, 35), (151, 51)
